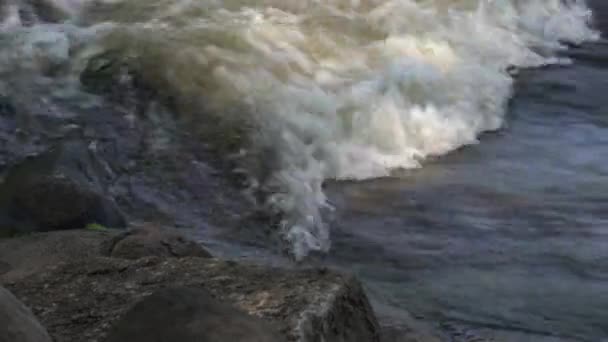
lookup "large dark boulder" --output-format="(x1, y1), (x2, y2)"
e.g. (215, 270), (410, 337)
(0, 285), (51, 342)
(105, 287), (282, 342)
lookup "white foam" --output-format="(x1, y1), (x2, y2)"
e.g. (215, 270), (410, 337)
(6, 0), (596, 258)
(201, 0), (598, 258)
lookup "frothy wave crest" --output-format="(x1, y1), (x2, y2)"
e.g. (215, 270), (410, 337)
(0, 0), (599, 258)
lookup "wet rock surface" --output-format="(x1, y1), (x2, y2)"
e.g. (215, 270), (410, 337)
(0, 285), (51, 342)
(0, 59), (256, 245)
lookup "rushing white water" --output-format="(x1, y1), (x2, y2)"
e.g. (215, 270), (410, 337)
(0, 0), (598, 258)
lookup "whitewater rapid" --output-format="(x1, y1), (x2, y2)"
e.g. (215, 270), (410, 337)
(0, 0), (598, 258)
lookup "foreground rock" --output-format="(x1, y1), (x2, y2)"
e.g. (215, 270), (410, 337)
(4, 257), (380, 342)
(0, 285), (51, 342)
(106, 287), (281, 342)
(1, 230), (381, 342)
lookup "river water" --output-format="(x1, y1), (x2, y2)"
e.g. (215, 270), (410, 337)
(1, 0), (606, 341)
(326, 1), (608, 340)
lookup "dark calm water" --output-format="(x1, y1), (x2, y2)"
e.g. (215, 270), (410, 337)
(325, 1), (608, 341)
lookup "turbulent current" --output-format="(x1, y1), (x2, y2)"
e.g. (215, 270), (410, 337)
(0, 0), (599, 258)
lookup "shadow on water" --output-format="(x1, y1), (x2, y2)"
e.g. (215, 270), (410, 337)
(325, 2), (608, 341)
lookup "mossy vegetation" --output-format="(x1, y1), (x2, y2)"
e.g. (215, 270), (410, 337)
(85, 223), (109, 231)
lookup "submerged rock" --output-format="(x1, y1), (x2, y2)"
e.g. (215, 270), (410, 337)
(105, 287), (281, 342)
(0, 285), (51, 342)
(1, 230), (381, 342)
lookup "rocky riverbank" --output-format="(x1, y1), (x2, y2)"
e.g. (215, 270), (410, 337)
(0, 228), (381, 342)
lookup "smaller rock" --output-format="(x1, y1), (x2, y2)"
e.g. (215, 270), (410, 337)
(9, 174), (126, 232)
(13, 175), (96, 229)
(0, 285), (52, 342)
(104, 287), (282, 342)
(106, 224), (211, 260)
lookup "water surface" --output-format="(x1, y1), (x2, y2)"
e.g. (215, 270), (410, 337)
(327, 2), (608, 340)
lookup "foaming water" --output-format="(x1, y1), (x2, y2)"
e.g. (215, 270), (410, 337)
(0, 0), (599, 257)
